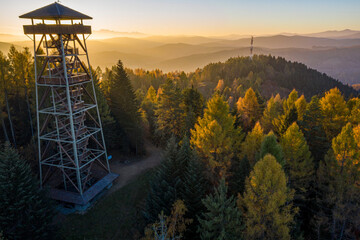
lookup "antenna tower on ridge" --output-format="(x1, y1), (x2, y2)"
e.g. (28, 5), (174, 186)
(250, 36), (254, 59)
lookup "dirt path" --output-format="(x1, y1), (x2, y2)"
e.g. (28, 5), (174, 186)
(108, 141), (163, 194)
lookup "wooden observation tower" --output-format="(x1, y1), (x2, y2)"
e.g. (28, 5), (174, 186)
(20, 2), (117, 207)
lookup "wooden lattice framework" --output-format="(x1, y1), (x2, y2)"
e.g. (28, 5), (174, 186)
(20, 3), (117, 205)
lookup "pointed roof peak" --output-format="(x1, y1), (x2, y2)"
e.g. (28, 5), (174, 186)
(19, 2), (92, 20)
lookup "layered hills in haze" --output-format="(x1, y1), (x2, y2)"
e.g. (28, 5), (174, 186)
(1, 29), (360, 86)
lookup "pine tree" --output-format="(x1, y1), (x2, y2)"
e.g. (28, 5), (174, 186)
(0, 144), (54, 240)
(239, 122), (264, 167)
(241, 154), (297, 240)
(299, 96), (329, 168)
(190, 94), (236, 180)
(320, 88), (348, 141)
(281, 122), (314, 198)
(107, 60), (144, 154)
(198, 178), (244, 240)
(237, 87), (261, 131)
(259, 132), (284, 166)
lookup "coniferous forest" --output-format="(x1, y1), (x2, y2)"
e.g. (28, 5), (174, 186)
(0, 45), (360, 240)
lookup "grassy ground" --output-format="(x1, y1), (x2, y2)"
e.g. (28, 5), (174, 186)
(58, 169), (155, 240)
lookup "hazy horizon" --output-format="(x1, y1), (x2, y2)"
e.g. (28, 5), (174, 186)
(2, 28), (360, 42)
(1, 0), (360, 38)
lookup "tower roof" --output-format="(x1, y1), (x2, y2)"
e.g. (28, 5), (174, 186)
(19, 2), (92, 20)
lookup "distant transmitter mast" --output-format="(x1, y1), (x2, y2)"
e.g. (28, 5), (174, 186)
(250, 36), (254, 59)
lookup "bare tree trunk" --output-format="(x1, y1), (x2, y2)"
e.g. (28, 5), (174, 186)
(4, 88), (16, 148)
(331, 216), (336, 240)
(339, 220), (346, 240)
(24, 79), (34, 138)
(1, 118), (9, 142)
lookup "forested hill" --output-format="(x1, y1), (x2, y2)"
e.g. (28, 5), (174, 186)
(193, 55), (358, 99)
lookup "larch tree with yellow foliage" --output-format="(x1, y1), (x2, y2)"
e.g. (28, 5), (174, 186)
(283, 89), (298, 114)
(239, 122), (264, 167)
(295, 95), (307, 121)
(241, 154), (297, 240)
(280, 122), (314, 199)
(273, 89), (299, 136)
(261, 94), (282, 132)
(316, 123), (360, 240)
(348, 98), (360, 125)
(191, 94), (237, 180)
(237, 87), (261, 131)
(143, 200), (192, 240)
(319, 88), (348, 141)
(353, 124), (360, 149)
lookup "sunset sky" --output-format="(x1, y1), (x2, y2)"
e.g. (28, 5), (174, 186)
(1, 0), (360, 37)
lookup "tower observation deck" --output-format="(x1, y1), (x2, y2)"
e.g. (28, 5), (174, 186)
(20, 2), (118, 206)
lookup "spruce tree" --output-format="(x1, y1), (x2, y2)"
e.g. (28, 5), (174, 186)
(180, 137), (207, 239)
(155, 79), (184, 141)
(107, 60), (144, 154)
(88, 66), (118, 150)
(0, 144), (54, 240)
(299, 96), (329, 168)
(198, 178), (244, 240)
(144, 137), (182, 223)
(259, 132), (284, 166)
(181, 87), (204, 135)
(228, 156), (251, 196)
